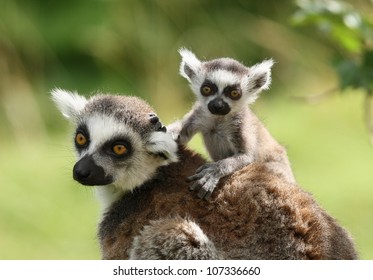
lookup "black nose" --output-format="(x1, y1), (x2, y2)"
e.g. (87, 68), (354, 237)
(73, 161), (91, 180)
(73, 155), (113, 186)
(208, 98), (231, 115)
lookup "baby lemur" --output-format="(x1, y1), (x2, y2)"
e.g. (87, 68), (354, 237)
(168, 48), (295, 199)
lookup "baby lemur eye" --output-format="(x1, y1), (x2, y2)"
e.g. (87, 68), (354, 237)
(229, 89), (241, 100)
(112, 144), (128, 156)
(200, 80), (218, 97)
(201, 85), (213, 96)
(223, 85), (242, 100)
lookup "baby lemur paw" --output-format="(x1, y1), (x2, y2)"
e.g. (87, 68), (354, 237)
(187, 163), (222, 200)
(149, 113), (167, 132)
(166, 121), (182, 142)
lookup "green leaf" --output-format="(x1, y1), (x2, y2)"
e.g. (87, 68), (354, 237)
(334, 58), (360, 91)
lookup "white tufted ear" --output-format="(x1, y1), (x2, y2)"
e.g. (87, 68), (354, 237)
(245, 59), (275, 104)
(51, 88), (87, 121)
(146, 131), (178, 165)
(179, 48), (202, 83)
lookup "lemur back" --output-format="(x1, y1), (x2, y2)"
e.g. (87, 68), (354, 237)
(168, 49), (295, 199)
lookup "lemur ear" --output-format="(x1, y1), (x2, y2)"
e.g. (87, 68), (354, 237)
(145, 131), (178, 165)
(246, 59), (274, 103)
(179, 48), (202, 82)
(247, 59), (274, 91)
(51, 88), (87, 121)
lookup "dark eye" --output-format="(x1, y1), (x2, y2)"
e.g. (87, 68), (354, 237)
(112, 144), (128, 156)
(201, 85), (213, 96)
(75, 133), (88, 147)
(229, 89), (241, 99)
(225, 89), (242, 100)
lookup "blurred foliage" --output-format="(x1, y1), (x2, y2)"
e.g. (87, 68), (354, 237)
(292, 0), (373, 143)
(0, 0), (301, 140)
(0, 0), (373, 259)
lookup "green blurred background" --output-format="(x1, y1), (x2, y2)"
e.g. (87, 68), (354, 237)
(0, 0), (372, 259)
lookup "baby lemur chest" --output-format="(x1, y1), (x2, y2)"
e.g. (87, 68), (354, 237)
(199, 117), (243, 161)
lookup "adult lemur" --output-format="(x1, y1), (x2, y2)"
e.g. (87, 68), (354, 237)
(168, 49), (295, 199)
(52, 89), (357, 260)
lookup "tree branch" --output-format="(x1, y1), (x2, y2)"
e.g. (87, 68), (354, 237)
(291, 87), (338, 104)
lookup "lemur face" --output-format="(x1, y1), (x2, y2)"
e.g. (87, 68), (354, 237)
(179, 48), (274, 115)
(198, 60), (247, 116)
(52, 89), (178, 193)
(72, 113), (142, 188)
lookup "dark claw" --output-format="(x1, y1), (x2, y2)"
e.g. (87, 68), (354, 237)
(189, 181), (200, 191)
(149, 114), (159, 124)
(197, 187), (208, 199)
(186, 172), (202, 182)
(154, 121), (162, 131)
(204, 191), (212, 200)
(149, 113), (167, 132)
(186, 176), (193, 183)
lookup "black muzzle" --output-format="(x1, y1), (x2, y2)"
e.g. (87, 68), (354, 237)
(208, 98), (231, 115)
(73, 155), (113, 186)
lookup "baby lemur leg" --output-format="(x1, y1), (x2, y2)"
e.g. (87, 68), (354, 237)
(129, 217), (219, 260)
(187, 153), (254, 200)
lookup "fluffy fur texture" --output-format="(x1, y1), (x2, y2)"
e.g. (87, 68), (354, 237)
(129, 217), (219, 260)
(168, 49), (294, 199)
(51, 88), (88, 121)
(99, 146), (358, 260)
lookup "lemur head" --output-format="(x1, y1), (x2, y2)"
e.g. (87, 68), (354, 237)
(52, 89), (177, 193)
(179, 48), (274, 115)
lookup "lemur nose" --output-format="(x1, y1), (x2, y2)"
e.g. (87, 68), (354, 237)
(208, 98), (231, 115)
(72, 155), (113, 186)
(73, 162), (91, 180)
(214, 99), (224, 108)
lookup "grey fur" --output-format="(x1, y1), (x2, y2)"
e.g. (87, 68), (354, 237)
(129, 217), (220, 260)
(204, 58), (248, 75)
(168, 49), (295, 199)
(82, 94), (157, 135)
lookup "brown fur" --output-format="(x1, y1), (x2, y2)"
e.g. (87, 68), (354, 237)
(99, 146), (358, 260)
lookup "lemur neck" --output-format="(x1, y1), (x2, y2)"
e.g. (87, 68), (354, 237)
(95, 185), (125, 212)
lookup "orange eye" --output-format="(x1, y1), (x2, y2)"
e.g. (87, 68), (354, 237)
(75, 133), (87, 146)
(112, 144), (128, 156)
(229, 89), (241, 99)
(201, 86), (212, 96)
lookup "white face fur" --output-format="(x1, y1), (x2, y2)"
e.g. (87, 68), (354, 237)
(52, 89), (178, 208)
(179, 48), (274, 115)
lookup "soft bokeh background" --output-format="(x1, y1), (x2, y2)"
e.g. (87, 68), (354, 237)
(0, 0), (372, 259)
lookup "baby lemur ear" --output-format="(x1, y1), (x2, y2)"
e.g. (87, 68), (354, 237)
(179, 47), (202, 83)
(51, 88), (87, 122)
(146, 131), (178, 165)
(248, 59), (274, 91)
(246, 59), (275, 103)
